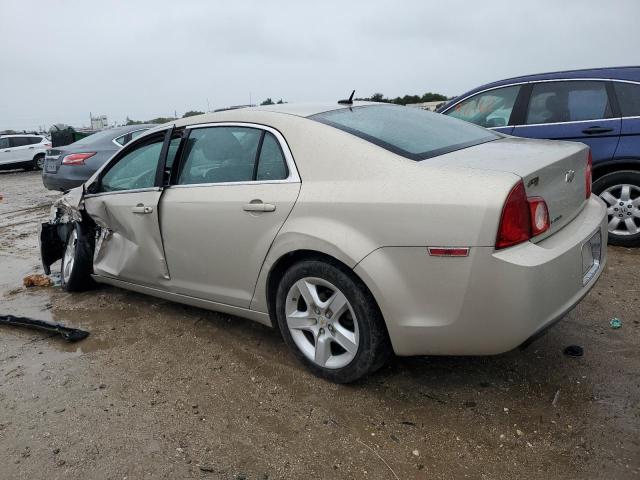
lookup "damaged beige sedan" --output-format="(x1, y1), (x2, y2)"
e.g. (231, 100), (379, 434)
(41, 101), (608, 383)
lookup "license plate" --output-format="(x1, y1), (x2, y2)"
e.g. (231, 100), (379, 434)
(581, 230), (602, 285)
(45, 163), (57, 173)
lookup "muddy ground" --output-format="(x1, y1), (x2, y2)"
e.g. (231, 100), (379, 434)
(0, 170), (638, 480)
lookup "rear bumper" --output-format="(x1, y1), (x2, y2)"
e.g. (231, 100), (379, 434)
(354, 196), (608, 356)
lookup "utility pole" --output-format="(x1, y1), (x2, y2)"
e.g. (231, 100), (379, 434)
(207, 98), (211, 112)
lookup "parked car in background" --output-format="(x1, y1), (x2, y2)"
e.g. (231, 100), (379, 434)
(41, 102), (606, 383)
(0, 134), (51, 170)
(438, 66), (640, 246)
(42, 124), (153, 191)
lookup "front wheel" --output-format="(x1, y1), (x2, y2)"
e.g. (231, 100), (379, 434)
(594, 170), (640, 247)
(61, 222), (95, 292)
(275, 259), (391, 383)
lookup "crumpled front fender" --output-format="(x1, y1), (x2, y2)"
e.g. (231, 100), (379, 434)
(40, 185), (86, 274)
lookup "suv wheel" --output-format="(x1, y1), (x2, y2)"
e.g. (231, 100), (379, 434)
(594, 170), (640, 247)
(275, 259), (391, 383)
(34, 154), (45, 170)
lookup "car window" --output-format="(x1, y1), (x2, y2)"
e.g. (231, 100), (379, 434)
(256, 132), (288, 181)
(526, 81), (612, 124)
(10, 137), (30, 147)
(613, 82), (640, 117)
(166, 137), (181, 169)
(27, 136), (42, 144)
(130, 129), (147, 141)
(311, 105), (498, 161)
(100, 139), (163, 192)
(113, 134), (127, 146)
(446, 85), (520, 128)
(178, 127), (262, 185)
(0, 138), (9, 149)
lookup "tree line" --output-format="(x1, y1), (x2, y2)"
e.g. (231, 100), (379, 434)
(124, 91), (448, 125)
(356, 92), (448, 105)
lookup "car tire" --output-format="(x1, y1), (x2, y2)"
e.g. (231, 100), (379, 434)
(60, 222), (95, 292)
(275, 259), (391, 383)
(593, 170), (640, 247)
(33, 154), (45, 171)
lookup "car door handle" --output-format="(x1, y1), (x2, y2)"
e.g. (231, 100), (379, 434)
(131, 205), (153, 214)
(3, 150), (9, 153)
(582, 126), (614, 135)
(28, 146), (35, 149)
(243, 201), (276, 212)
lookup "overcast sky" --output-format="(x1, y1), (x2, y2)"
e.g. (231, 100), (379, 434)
(1, 0), (639, 131)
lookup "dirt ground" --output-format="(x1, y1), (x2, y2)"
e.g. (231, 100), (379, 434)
(0, 170), (638, 480)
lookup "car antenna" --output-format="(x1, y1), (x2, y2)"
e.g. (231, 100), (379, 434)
(338, 90), (355, 105)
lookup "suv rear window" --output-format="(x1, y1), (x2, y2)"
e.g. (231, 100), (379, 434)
(613, 81), (640, 117)
(310, 105), (498, 160)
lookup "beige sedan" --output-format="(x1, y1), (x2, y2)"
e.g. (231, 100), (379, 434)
(41, 101), (607, 383)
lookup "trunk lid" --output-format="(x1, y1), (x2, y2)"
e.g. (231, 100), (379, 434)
(427, 137), (589, 240)
(44, 148), (66, 174)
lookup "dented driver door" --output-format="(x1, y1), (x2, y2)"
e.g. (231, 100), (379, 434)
(84, 130), (174, 287)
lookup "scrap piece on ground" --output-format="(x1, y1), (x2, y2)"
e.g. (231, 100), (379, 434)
(610, 318), (622, 329)
(23, 274), (53, 288)
(0, 315), (89, 342)
(563, 345), (584, 357)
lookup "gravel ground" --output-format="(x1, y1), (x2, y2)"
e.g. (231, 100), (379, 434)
(0, 170), (638, 480)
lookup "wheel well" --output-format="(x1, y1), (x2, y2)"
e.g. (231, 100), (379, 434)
(593, 161), (640, 181)
(265, 250), (388, 339)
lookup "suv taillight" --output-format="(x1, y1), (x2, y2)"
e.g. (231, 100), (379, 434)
(496, 181), (550, 249)
(62, 152), (96, 165)
(586, 150), (592, 199)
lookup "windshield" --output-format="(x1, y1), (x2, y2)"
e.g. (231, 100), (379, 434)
(310, 105), (499, 160)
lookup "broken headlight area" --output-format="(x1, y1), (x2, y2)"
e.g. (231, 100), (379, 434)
(40, 186), (96, 275)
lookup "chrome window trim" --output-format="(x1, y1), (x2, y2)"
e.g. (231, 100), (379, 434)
(513, 117), (621, 129)
(112, 135), (127, 147)
(111, 128), (150, 148)
(84, 186), (161, 199)
(179, 122), (301, 185)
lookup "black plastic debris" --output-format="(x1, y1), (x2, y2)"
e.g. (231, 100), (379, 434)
(0, 315), (89, 342)
(563, 345), (584, 357)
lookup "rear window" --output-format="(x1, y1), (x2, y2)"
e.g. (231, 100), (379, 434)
(613, 81), (640, 117)
(310, 105), (498, 160)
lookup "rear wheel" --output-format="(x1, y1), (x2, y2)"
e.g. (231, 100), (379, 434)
(34, 154), (45, 170)
(275, 259), (391, 383)
(61, 222), (95, 292)
(594, 170), (640, 247)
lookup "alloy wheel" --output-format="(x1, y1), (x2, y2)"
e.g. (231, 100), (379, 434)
(285, 277), (359, 369)
(63, 230), (78, 283)
(600, 184), (640, 236)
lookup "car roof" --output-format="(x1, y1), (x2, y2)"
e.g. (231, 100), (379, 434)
(0, 133), (44, 137)
(440, 66), (640, 110)
(145, 101), (378, 133)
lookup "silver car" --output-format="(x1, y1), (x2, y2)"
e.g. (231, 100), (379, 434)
(40, 102), (607, 383)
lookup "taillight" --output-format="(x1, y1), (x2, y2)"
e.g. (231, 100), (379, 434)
(585, 150), (592, 199)
(62, 152), (96, 166)
(496, 181), (550, 249)
(496, 181), (531, 249)
(44, 143), (52, 148)
(528, 197), (550, 236)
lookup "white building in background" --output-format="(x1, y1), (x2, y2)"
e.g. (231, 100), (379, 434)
(90, 114), (108, 130)
(405, 100), (448, 111)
